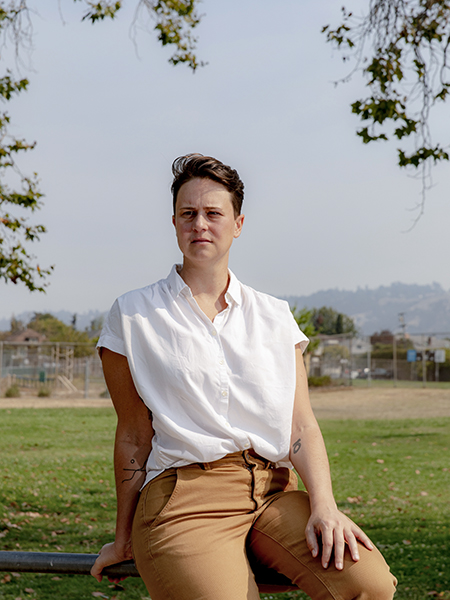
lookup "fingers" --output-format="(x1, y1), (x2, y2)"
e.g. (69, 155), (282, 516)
(305, 522), (319, 559)
(90, 558), (104, 583)
(354, 527), (374, 552)
(306, 512), (374, 571)
(333, 530), (346, 570)
(320, 527), (334, 569)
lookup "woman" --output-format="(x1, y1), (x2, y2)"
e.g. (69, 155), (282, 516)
(91, 154), (396, 599)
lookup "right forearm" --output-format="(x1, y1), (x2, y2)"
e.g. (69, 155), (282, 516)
(114, 438), (151, 548)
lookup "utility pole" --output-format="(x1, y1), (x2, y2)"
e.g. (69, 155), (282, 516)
(398, 313), (406, 338)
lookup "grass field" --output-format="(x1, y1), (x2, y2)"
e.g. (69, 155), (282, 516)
(0, 408), (449, 600)
(351, 379), (450, 390)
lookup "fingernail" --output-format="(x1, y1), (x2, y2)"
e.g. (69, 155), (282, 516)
(324, 562), (328, 569)
(336, 562), (343, 570)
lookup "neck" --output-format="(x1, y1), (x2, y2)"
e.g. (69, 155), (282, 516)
(178, 260), (230, 297)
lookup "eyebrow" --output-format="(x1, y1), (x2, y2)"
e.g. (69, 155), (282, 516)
(178, 205), (223, 211)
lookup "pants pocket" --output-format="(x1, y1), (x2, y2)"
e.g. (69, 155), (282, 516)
(139, 468), (180, 532)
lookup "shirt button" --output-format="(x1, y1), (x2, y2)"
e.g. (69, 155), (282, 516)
(221, 390), (227, 397)
(211, 330), (217, 336)
(244, 442), (250, 448)
(219, 359), (224, 365)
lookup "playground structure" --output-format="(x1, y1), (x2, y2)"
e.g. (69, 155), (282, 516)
(0, 341), (104, 397)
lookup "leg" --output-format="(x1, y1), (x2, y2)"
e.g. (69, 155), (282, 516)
(132, 463), (261, 600)
(247, 490), (397, 600)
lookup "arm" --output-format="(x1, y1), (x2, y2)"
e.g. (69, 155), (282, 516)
(91, 348), (154, 582)
(289, 345), (373, 571)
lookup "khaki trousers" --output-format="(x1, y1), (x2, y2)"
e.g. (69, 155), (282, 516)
(132, 451), (396, 600)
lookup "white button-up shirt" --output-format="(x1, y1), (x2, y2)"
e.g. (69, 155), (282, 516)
(98, 265), (308, 486)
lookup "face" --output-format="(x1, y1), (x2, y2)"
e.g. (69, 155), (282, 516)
(172, 177), (244, 267)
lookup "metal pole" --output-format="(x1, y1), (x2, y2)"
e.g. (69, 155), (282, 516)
(0, 551), (138, 578)
(367, 340), (372, 388)
(0, 341), (3, 383)
(393, 334), (397, 388)
(422, 345), (427, 388)
(84, 358), (90, 399)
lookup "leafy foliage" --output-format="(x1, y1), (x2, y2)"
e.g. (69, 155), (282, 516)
(1, 1), (204, 292)
(4, 383), (20, 398)
(290, 306), (319, 352)
(76, 0), (204, 71)
(0, 61), (53, 290)
(311, 306), (358, 336)
(323, 1), (450, 221)
(26, 313), (95, 357)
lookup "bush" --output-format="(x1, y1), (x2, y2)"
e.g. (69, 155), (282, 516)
(5, 384), (20, 398)
(37, 387), (51, 397)
(308, 375), (332, 387)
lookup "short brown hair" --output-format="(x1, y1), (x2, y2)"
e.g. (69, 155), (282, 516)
(171, 153), (244, 216)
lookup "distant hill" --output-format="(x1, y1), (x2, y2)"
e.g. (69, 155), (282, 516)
(2, 282), (450, 336)
(285, 282), (450, 335)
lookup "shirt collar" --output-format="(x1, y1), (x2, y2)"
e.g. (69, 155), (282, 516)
(225, 269), (242, 306)
(167, 264), (190, 298)
(167, 264), (242, 306)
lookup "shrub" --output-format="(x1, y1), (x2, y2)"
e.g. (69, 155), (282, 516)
(37, 387), (51, 397)
(5, 384), (20, 398)
(308, 375), (332, 387)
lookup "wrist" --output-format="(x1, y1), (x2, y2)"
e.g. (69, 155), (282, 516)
(309, 495), (338, 513)
(113, 535), (132, 553)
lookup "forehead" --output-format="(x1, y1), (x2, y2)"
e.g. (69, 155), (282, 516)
(176, 177), (233, 208)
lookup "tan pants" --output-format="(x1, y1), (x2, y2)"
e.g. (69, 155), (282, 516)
(132, 451), (397, 600)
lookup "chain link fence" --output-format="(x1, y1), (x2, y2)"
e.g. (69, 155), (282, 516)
(1, 333), (450, 398)
(308, 332), (450, 387)
(0, 342), (108, 398)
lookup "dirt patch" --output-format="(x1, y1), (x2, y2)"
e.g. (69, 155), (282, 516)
(1, 387), (449, 419)
(309, 386), (450, 420)
(0, 395), (112, 410)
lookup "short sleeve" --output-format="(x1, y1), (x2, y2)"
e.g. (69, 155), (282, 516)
(97, 299), (126, 356)
(287, 307), (309, 354)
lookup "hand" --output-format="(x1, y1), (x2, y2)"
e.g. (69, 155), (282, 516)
(90, 541), (133, 583)
(305, 506), (373, 571)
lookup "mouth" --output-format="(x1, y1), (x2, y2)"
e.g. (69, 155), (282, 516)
(191, 238), (212, 244)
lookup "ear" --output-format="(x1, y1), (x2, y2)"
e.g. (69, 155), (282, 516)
(234, 214), (245, 239)
(172, 215), (176, 227)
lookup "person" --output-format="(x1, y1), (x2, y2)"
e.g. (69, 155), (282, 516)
(91, 154), (397, 600)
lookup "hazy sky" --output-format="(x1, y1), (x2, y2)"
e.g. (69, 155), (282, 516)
(1, 0), (449, 322)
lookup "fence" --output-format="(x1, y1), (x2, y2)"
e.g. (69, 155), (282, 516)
(308, 332), (450, 386)
(0, 341), (107, 398)
(1, 333), (450, 398)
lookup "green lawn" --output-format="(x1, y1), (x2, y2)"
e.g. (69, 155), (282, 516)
(351, 378), (450, 389)
(0, 409), (449, 600)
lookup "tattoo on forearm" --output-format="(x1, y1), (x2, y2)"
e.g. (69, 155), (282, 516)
(292, 438), (302, 454)
(122, 458), (146, 483)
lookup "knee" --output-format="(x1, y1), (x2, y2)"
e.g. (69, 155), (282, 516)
(354, 569), (397, 600)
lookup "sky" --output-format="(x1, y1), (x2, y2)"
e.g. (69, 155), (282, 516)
(1, 0), (450, 324)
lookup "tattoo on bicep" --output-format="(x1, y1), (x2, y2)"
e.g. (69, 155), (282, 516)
(122, 458), (146, 483)
(292, 438), (302, 454)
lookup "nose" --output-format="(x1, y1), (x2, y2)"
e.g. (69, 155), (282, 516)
(192, 213), (207, 232)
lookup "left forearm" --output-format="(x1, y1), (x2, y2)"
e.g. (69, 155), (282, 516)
(289, 423), (337, 511)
